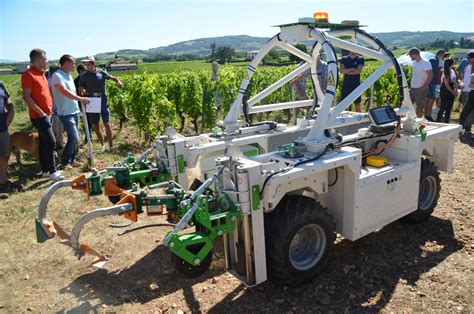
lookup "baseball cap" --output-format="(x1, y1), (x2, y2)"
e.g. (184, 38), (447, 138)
(408, 47), (420, 55)
(467, 50), (474, 58)
(82, 55), (95, 63)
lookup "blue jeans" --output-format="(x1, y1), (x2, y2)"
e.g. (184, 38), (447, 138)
(59, 113), (79, 165)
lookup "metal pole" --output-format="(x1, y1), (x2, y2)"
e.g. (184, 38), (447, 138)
(81, 104), (95, 167)
(243, 215), (254, 285)
(223, 234), (231, 270)
(369, 83), (374, 110)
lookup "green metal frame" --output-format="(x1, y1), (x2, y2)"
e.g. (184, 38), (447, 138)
(167, 194), (241, 266)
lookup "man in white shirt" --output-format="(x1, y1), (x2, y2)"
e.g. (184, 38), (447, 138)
(459, 50), (474, 133)
(459, 50), (474, 136)
(408, 48), (433, 118)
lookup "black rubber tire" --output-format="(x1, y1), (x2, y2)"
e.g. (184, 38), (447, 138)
(264, 195), (336, 286)
(171, 243), (212, 278)
(404, 159), (441, 223)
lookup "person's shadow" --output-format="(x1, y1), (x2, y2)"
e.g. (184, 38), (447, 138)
(60, 216), (461, 312)
(60, 241), (227, 312)
(7, 160), (50, 192)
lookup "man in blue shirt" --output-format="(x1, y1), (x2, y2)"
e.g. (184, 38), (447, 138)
(52, 55), (90, 167)
(340, 51), (364, 112)
(0, 81), (14, 191)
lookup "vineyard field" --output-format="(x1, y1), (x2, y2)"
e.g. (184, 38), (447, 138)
(106, 64), (412, 138)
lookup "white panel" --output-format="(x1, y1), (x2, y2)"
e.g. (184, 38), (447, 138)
(350, 160), (420, 240)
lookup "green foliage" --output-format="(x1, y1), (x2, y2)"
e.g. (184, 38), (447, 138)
(289, 43), (308, 63)
(106, 62), (414, 139)
(210, 45), (236, 64)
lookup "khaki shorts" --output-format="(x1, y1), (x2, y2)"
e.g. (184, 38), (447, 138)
(409, 87), (426, 117)
(0, 131), (9, 158)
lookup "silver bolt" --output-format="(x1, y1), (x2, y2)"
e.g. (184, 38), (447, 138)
(194, 258), (200, 265)
(170, 242), (175, 248)
(217, 230), (223, 236)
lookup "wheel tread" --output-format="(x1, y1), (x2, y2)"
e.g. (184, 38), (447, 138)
(265, 195), (336, 286)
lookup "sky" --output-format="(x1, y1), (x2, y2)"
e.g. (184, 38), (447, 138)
(1, 0), (473, 61)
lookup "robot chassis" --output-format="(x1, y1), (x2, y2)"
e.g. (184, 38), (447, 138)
(36, 18), (460, 286)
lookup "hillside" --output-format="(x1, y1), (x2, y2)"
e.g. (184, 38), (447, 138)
(94, 31), (473, 60)
(95, 35), (269, 60)
(374, 31), (474, 47)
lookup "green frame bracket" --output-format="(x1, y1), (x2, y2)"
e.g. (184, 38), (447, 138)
(177, 155), (185, 174)
(251, 185), (261, 211)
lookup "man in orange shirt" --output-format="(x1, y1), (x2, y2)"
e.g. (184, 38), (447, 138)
(21, 49), (64, 181)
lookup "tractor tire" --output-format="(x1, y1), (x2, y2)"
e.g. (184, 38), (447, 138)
(264, 195), (336, 286)
(404, 159), (441, 223)
(171, 243), (213, 278)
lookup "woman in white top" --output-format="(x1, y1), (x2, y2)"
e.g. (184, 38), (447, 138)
(436, 59), (458, 123)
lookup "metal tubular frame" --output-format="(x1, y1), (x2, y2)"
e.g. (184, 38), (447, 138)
(69, 203), (134, 249)
(222, 23), (416, 144)
(223, 28), (339, 130)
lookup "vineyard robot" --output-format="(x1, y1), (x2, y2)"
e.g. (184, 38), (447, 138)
(36, 13), (460, 286)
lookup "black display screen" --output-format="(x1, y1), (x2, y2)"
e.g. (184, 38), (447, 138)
(369, 106), (398, 125)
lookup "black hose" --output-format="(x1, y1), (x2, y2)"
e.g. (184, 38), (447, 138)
(260, 144), (331, 197)
(109, 221), (134, 228)
(354, 28), (404, 108)
(293, 144), (330, 167)
(242, 95), (252, 126)
(308, 40), (319, 115)
(328, 168), (338, 187)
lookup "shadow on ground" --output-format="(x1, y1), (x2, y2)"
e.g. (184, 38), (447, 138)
(60, 244), (226, 312)
(59, 215), (461, 312)
(7, 160), (50, 191)
(209, 216), (461, 312)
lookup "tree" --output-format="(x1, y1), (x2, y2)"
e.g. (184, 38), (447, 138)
(210, 42), (217, 60)
(215, 46), (235, 63)
(289, 43), (308, 63)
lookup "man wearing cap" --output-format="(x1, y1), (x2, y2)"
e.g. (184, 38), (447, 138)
(79, 56), (123, 150)
(408, 48), (433, 118)
(459, 49), (474, 137)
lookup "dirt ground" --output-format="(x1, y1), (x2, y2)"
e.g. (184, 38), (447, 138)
(0, 134), (473, 313)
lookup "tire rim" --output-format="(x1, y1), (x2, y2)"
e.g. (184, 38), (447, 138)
(289, 224), (327, 271)
(418, 175), (437, 210)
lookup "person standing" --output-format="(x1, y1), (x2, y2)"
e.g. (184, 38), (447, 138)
(0, 81), (14, 191)
(316, 56), (329, 93)
(79, 56), (123, 150)
(408, 48), (433, 118)
(436, 59), (458, 123)
(47, 64), (64, 151)
(459, 50), (474, 133)
(292, 60), (310, 101)
(51, 54), (90, 167)
(425, 50), (445, 121)
(211, 61), (221, 112)
(340, 51), (364, 112)
(459, 50), (474, 136)
(74, 64), (86, 90)
(21, 49), (63, 181)
(73, 63), (91, 144)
